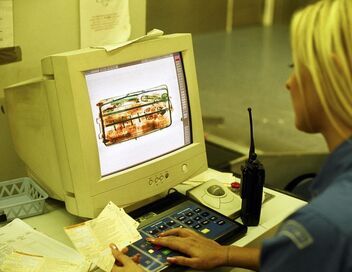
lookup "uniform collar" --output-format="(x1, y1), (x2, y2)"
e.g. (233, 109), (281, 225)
(311, 137), (352, 197)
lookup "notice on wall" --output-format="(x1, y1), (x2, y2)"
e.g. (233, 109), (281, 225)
(80, 0), (131, 48)
(0, 0), (14, 48)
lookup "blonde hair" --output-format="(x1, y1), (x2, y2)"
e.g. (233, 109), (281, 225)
(290, 0), (352, 137)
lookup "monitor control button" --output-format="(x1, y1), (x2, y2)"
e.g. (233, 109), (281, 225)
(182, 164), (188, 173)
(148, 178), (153, 185)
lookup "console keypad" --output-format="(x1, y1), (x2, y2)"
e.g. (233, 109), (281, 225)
(127, 201), (241, 272)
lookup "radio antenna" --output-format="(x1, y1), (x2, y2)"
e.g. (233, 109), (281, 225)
(248, 107), (257, 161)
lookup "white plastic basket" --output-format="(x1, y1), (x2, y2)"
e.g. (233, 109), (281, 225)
(0, 177), (48, 222)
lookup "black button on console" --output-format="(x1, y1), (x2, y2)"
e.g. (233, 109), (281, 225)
(166, 220), (175, 226)
(177, 215), (185, 221)
(185, 219), (193, 225)
(193, 224), (201, 229)
(158, 225), (167, 230)
(149, 229), (159, 235)
(217, 220), (225, 225)
(194, 216), (202, 221)
(186, 211), (194, 217)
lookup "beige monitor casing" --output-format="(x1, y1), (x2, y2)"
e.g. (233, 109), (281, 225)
(4, 34), (207, 218)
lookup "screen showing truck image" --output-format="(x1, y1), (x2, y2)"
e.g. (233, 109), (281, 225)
(85, 53), (192, 176)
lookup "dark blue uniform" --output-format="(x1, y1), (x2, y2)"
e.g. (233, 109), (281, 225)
(261, 139), (352, 272)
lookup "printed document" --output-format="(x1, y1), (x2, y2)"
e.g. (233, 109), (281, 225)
(65, 201), (142, 272)
(0, 251), (90, 272)
(0, 219), (91, 272)
(0, 202), (141, 272)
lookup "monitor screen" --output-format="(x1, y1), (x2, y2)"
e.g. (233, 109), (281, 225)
(85, 53), (192, 176)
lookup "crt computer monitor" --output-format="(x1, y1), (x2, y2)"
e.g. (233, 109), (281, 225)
(4, 34), (208, 218)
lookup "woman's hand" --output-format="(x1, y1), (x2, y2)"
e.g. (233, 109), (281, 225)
(110, 244), (143, 272)
(147, 228), (228, 270)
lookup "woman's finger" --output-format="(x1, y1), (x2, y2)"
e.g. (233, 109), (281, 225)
(121, 247), (128, 254)
(131, 253), (141, 263)
(167, 256), (195, 267)
(147, 236), (193, 254)
(110, 244), (132, 266)
(159, 227), (197, 238)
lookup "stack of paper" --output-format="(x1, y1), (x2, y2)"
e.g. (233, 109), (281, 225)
(0, 201), (142, 272)
(0, 251), (91, 272)
(64, 201), (142, 272)
(0, 219), (91, 272)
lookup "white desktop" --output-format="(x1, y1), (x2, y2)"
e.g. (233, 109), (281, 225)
(4, 34), (208, 218)
(16, 172), (306, 272)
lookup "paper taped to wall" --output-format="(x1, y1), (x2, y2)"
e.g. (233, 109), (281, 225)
(80, 0), (131, 48)
(0, 0), (14, 48)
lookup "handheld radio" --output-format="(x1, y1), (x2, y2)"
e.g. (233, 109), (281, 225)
(240, 108), (265, 226)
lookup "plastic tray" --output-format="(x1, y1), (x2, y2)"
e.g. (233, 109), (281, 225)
(0, 177), (48, 222)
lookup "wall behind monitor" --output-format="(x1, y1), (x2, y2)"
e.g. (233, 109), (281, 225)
(146, 0), (264, 35)
(146, 0), (228, 34)
(233, 0), (264, 26)
(146, 0), (320, 34)
(0, 0), (146, 182)
(273, 0), (318, 24)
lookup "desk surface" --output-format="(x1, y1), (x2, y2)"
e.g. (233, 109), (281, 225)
(1, 168), (306, 272)
(10, 185), (305, 272)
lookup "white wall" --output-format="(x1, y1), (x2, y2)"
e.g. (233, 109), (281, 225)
(0, 0), (146, 182)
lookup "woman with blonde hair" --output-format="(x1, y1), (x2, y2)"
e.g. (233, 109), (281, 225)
(110, 0), (352, 270)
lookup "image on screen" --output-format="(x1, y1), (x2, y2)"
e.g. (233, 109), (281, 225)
(85, 53), (192, 176)
(96, 84), (172, 146)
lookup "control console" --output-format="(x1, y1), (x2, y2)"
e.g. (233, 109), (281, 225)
(127, 192), (247, 271)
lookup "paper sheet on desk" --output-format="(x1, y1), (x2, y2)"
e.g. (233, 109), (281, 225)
(183, 168), (240, 187)
(0, 251), (90, 272)
(91, 29), (164, 52)
(0, 219), (91, 272)
(0, 218), (85, 261)
(64, 201), (142, 272)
